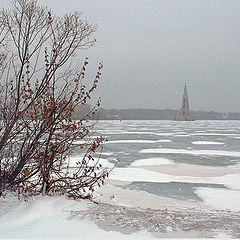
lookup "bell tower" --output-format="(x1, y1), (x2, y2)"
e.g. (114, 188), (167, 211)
(177, 83), (193, 121)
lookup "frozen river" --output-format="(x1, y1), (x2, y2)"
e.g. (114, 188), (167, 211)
(74, 120), (240, 211)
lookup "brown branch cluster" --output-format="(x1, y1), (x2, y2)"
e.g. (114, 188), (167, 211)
(0, 0), (113, 199)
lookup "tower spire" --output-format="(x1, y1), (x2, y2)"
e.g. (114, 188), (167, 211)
(176, 83), (193, 121)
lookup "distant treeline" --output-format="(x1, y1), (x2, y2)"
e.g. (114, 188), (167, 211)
(72, 106), (240, 120)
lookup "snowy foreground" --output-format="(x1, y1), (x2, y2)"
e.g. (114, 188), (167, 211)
(1, 120), (240, 239)
(0, 190), (239, 239)
(0, 193), (153, 240)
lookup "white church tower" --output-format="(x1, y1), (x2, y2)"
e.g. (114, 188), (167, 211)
(177, 83), (193, 121)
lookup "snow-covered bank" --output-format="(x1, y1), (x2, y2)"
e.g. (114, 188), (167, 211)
(0, 193), (153, 239)
(83, 191), (240, 239)
(1, 191), (239, 239)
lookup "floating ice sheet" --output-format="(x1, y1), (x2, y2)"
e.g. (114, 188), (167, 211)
(191, 141), (224, 145)
(106, 140), (159, 144)
(131, 158), (174, 166)
(106, 139), (171, 144)
(110, 167), (240, 190)
(195, 187), (240, 212)
(191, 133), (237, 136)
(98, 131), (175, 136)
(140, 148), (240, 157)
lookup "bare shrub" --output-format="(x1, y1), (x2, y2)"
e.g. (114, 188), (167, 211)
(0, 0), (113, 199)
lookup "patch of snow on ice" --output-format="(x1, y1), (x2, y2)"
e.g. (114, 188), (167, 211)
(174, 134), (190, 137)
(95, 152), (114, 156)
(195, 188), (240, 212)
(110, 168), (173, 183)
(191, 133), (237, 136)
(191, 141), (224, 145)
(157, 140), (172, 143)
(105, 139), (171, 144)
(99, 131), (175, 137)
(110, 168), (240, 190)
(106, 140), (158, 144)
(131, 158), (174, 166)
(140, 148), (240, 157)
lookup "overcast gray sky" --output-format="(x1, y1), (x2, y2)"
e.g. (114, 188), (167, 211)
(2, 0), (240, 112)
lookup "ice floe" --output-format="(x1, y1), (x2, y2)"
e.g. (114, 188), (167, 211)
(195, 187), (240, 212)
(157, 140), (172, 143)
(173, 134), (190, 137)
(95, 152), (114, 156)
(106, 140), (158, 144)
(140, 148), (240, 157)
(191, 133), (237, 136)
(191, 141), (224, 145)
(110, 168), (170, 183)
(105, 139), (171, 144)
(131, 158), (174, 166)
(98, 131), (175, 137)
(109, 167), (240, 190)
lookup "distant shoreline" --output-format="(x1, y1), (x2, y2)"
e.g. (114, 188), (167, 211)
(73, 107), (240, 120)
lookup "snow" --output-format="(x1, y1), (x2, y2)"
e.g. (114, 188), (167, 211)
(195, 188), (240, 212)
(1, 120), (240, 238)
(214, 232), (234, 239)
(156, 139), (172, 142)
(105, 139), (171, 144)
(131, 157), (174, 166)
(0, 195), (155, 239)
(174, 134), (190, 137)
(191, 141), (224, 145)
(106, 140), (159, 144)
(109, 167), (240, 190)
(96, 152), (114, 156)
(140, 148), (240, 157)
(68, 155), (115, 168)
(110, 168), (172, 183)
(191, 133), (237, 136)
(73, 140), (86, 144)
(98, 130), (175, 136)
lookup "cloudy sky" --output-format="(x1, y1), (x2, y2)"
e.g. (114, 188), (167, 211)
(2, 0), (240, 112)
